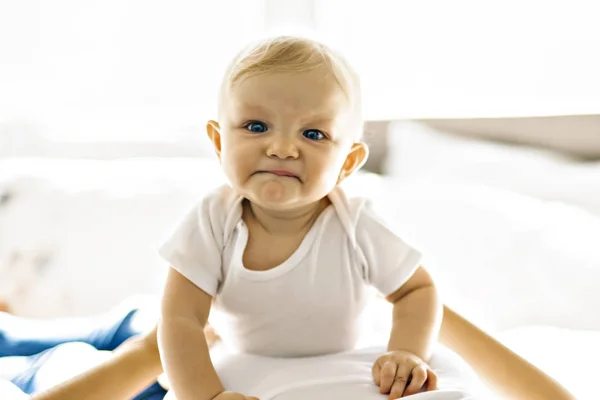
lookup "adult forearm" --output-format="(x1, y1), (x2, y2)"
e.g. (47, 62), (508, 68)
(31, 338), (162, 400)
(388, 285), (442, 361)
(439, 305), (575, 400)
(158, 316), (224, 400)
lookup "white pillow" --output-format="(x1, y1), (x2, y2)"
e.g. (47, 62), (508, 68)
(347, 176), (600, 333)
(384, 121), (600, 217)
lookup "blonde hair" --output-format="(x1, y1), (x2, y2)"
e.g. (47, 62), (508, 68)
(219, 36), (364, 139)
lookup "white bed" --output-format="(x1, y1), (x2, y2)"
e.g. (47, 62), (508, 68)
(1, 119), (599, 397)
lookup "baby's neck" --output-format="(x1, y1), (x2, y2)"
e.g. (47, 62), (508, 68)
(244, 198), (330, 236)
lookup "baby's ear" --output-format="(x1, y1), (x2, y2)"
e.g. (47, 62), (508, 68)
(206, 120), (222, 160)
(338, 142), (369, 183)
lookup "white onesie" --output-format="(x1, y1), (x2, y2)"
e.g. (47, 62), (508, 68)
(159, 184), (421, 358)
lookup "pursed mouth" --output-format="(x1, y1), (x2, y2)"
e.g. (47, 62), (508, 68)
(255, 170), (301, 181)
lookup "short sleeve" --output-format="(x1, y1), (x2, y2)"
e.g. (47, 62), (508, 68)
(158, 197), (224, 297)
(356, 207), (422, 296)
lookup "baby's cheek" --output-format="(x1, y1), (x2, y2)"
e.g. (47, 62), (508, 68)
(221, 157), (243, 182)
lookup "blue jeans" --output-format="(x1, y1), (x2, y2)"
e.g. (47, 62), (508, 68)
(0, 301), (166, 400)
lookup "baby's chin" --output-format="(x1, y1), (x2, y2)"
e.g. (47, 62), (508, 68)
(243, 178), (305, 210)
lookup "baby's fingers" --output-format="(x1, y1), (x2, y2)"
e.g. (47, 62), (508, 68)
(402, 364), (428, 396)
(388, 365), (412, 399)
(426, 368), (438, 391)
(379, 361), (398, 394)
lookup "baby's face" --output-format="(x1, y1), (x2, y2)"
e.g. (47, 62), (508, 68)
(211, 69), (364, 210)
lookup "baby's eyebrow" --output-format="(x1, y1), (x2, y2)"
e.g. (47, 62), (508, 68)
(234, 102), (340, 127)
(237, 103), (271, 115)
(302, 116), (337, 127)
(309, 117), (335, 124)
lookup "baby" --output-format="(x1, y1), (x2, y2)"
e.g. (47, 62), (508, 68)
(158, 36), (442, 400)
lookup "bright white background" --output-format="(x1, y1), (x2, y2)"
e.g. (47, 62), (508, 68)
(316, 0), (600, 119)
(1, 0), (599, 157)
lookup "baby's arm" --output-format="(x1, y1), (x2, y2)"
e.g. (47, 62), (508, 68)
(385, 266), (442, 361)
(159, 267), (224, 400)
(372, 266), (442, 397)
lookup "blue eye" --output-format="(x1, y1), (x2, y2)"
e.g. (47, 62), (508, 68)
(245, 121), (268, 133)
(303, 129), (325, 141)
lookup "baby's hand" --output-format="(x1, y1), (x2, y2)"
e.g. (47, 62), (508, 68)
(212, 391), (260, 400)
(372, 351), (437, 399)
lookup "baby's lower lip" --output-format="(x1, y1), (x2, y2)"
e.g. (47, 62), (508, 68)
(259, 171), (298, 179)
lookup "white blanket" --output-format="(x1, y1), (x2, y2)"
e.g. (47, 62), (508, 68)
(163, 345), (491, 400)
(0, 379), (28, 400)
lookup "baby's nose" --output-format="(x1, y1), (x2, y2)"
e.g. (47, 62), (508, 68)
(266, 137), (299, 159)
